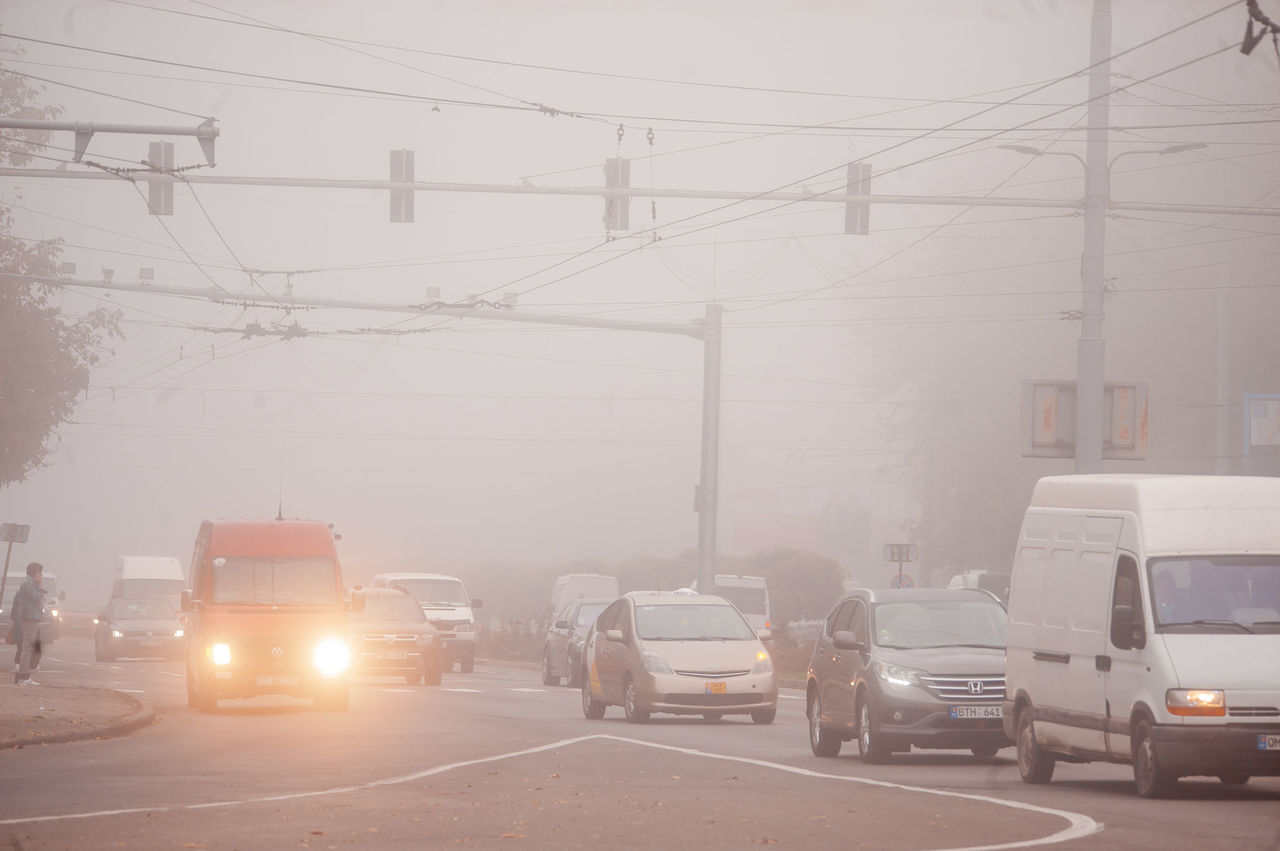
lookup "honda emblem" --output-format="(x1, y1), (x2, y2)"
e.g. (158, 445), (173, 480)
(967, 681), (984, 695)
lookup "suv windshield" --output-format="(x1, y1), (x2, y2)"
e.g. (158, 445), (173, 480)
(360, 594), (425, 621)
(1150, 556), (1280, 633)
(636, 603), (756, 641)
(211, 556), (339, 604)
(872, 600), (1007, 649)
(392, 579), (468, 607)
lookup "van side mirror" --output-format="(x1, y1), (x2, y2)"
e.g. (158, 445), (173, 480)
(470, 598), (483, 609)
(349, 590), (366, 613)
(1110, 605), (1146, 650)
(180, 589), (194, 612)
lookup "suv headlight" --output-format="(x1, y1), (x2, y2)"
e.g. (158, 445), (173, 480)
(751, 650), (773, 675)
(641, 651), (672, 675)
(874, 661), (924, 689)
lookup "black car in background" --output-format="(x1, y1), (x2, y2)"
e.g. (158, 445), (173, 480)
(348, 587), (443, 685)
(95, 598), (185, 661)
(541, 597), (611, 687)
(806, 588), (1010, 762)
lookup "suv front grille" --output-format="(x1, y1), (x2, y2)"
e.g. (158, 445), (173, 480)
(918, 674), (1006, 701)
(360, 634), (419, 644)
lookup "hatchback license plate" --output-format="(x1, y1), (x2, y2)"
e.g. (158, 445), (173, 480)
(951, 705), (1002, 719)
(705, 682), (726, 695)
(256, 675), (299, 687)
(1259, 735), (1280, 751)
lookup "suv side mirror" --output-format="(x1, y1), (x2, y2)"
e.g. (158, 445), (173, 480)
(832, 629), (863, 651)
(180, 589), (194, 612)
(555, 619), (570, 630)
(1110, 605), (1146, 650)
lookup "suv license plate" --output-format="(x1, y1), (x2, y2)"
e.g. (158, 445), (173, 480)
(951, 705), (1002, 719)
(705, 682), (726, 695)
(1259, 735), (1280, 751)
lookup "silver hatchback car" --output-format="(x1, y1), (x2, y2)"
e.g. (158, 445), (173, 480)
(580, 591), (778, 724)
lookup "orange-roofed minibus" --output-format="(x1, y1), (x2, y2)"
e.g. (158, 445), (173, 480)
(181, 519), (362, 712)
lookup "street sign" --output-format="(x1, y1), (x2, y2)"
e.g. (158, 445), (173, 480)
(883, 543), (917, 562)
(890, 573), (914, 589)
(0, 523), (30, 544)
(1020, 380), (1148, 460)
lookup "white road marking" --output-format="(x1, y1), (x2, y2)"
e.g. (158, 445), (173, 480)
(0, 734), (1102, 848)
(509, 687), (545, 693)
(778, 693), (803, 700)
(377, 688), (416, 693)
(113, 689), (145, 694)
(155, 671), (184, 679)
(441, 688), (482, 693)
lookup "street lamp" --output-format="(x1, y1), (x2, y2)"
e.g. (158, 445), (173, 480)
(999, 141), (1205, 471)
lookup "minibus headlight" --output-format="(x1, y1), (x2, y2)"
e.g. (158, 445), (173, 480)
(751, 649), (773, 675)
(313, 638), (351, 678)
(1167, 689), (1225, 716)
(211, 643), (231, 666)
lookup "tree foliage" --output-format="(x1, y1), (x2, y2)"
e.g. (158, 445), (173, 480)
(0, 56), (121, 488)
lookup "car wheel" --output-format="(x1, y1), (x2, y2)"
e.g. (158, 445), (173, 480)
(971, 744), (1000, 759)
(405, 670), (424, 685)
(1218, 774), (1249, 786)
(314, 687), (350, 712)
(857, 692), (890, 763)
(541, 650), (560, 686)
(94, 640), (104, 662)
(808, 692), (841, 757)
(1133, 719), (1177, 798)
(581, 666), (606, 720)
(1015, 708), (1055, 784)
(623, 675), (649, 723)
(566, 661), (581, 689)
(459, 654), (475, 674)
(751, 706), (776, 725)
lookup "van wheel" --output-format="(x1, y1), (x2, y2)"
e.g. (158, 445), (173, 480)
(459, 654), (475, 674)
(623, 675), (649, 723)
(808, 692), (841, 757)
(1016, 708), (1055, 783)
(1133, 720), (1177, 798)
(857, 693), (890, 763)
(541, 651), (560, 686)
(581, 668), (606, 720)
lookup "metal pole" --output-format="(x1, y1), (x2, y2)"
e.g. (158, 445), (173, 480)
(696, 304), (723, 594)
(1076, 0), (1112, 474)
(0, 542), (14, 615)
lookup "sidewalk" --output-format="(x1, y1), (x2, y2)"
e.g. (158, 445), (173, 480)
(0, 682), (156, 749)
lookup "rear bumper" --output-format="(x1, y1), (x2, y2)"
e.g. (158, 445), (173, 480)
(1154, 724), (1280, 778)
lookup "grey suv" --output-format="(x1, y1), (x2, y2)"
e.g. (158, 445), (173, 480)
(806, 588), (1010, 761)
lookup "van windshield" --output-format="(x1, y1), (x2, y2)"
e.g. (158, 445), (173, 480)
(212, 556), (339, 605)
(713, 584), (767, 616)
(391, 578), (468, 607)
(1149, 556), (1280, 633)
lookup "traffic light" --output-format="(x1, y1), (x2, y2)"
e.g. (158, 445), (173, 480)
(390, 149), (414, 223)
(844, 161), (871, 235)
(603, 157), (630, 232)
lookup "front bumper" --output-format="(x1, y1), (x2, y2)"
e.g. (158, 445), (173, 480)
(352, 647), (434, 677)
(872, 690), (1010, 751)
(634, 670), (778, 716)
(1153, 724), (1280, 778)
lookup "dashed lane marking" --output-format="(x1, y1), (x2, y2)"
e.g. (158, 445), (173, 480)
(441, 688), (483, 693)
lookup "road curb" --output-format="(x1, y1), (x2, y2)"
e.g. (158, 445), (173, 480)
(2, 689), (157, 750)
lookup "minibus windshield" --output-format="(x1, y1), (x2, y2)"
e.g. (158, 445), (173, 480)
(211, 556), (339, 605)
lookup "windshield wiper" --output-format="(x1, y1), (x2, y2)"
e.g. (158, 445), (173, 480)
(1182, 619), (1256, 634)
(933, 643), (1004, 650)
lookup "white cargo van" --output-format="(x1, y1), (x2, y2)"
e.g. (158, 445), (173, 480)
(1003, 474), (1280, 797)
(693, 574), (771, 632)
(372, 572), (482, 673)
(550, 573), (619, 614)
(113, 556), (186, 601)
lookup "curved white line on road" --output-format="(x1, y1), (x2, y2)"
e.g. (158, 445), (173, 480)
(0, 733), (1102, 848)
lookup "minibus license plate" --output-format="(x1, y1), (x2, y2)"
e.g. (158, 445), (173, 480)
(256, 675), (298, 687)
(951, 705), (1002, 720)
(1259, 735), (1280, 751)
(705, 682), (726, 695)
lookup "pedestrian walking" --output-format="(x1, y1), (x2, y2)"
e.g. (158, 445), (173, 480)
(12, 561), (46, 685)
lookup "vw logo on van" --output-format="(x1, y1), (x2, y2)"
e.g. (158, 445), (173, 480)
(271, 646), (284, 659)
(967, 681), (984, 695)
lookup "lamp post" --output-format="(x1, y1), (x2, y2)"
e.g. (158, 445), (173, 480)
(999, 141), (1205, 471)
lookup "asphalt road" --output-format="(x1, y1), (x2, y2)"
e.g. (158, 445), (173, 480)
(2, 639), (1277, 850)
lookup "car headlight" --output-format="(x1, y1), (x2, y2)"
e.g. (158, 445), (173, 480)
(416, 633), (434, 646)
(641, 651), (672, 675)
(313, 638), (351, 678)
(50, 608), (59, 618)
(751, 649), (773, 675)
(874, 661), (924, 689)
(111, 628), (124, 638)
(211, 643), (231, 665)
(173, 628), (185, 638)
(1167, 688), (1225, 717)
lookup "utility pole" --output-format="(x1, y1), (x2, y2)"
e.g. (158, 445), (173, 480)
(1077, 0), (1112, 474)
(696, 304), (723, 595)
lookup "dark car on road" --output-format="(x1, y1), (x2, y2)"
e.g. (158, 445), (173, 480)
(541, 597), (611, 687)
(95, 598), (185, 661)
(806, 588), (1010, 761)
(348, 587), (443, 685)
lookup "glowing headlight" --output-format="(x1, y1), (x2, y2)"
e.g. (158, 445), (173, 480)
(173, 628), (185, 638)
(1167, 688), (1225, 717)
(313, 638), (351, 678)
(751, 649), (773, 675)
(211, 643), (231, 665)
(874, 661), (923, 689)
(50, 608), (59, 618)
(111, 628), (124, 639)
(641, 651), (672, 675)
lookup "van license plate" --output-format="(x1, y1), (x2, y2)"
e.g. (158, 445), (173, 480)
(256, 675), (299, 687)
(705, 682), (726, 695)
(951, 705), (1002, 719)
(1259, 735), (1280, 751)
